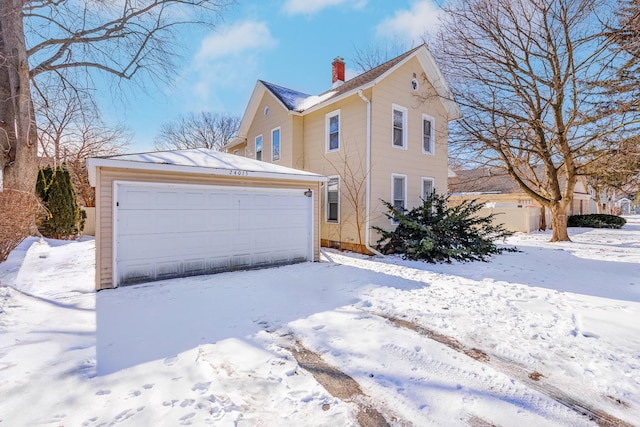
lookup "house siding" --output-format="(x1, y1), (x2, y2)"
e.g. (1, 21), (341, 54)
(94, 167), (321, 290)
(244, 92), (293, 166)
(368, 56), (450, 244)
(302, 93), (369, 249)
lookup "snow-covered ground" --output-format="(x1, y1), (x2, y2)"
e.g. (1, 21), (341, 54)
(1, 218), (639, 426)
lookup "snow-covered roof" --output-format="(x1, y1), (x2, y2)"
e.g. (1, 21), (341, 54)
(260, 81), (311, 112)
(86, 148), (327, 186)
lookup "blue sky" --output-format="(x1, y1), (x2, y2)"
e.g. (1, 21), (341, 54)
(103, 0), (443, 152)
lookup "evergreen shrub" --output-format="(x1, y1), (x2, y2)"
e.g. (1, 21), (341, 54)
(374, 193), (518, 263)
(36, 166), (83, 239)
(567, 214), (626, 229)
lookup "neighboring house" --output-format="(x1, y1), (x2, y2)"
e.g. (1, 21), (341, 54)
(224, 45), (461, 253)
(448, 168), (596, 232)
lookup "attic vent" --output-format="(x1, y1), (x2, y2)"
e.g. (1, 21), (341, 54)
(411, 78), (419, 91)
(264, 106), (270, 116)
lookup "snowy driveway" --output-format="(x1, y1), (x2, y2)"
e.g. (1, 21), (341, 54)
(1, 220), (640, 426)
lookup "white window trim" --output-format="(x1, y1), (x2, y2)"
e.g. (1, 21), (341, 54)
(421, 177), (435, 201)
(392, 104), (408, 150)
(325, 109), (341, 153)
(391, 173), (407, 225)
(422, 114), (435, 155)
(326, 175), (340, 223)
(271, 127), (281, 162)
(255, 135), (263, 161)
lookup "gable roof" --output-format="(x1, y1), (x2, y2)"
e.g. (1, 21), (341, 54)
(229, 44), (461, 148)
(86, 148), (326, 186)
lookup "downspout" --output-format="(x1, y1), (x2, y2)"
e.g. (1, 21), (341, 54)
(358, 89), (384, 257)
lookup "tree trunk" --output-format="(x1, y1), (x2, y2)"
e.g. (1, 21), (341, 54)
(539, 205), (547, 231)
(549, 202), (571, 242)
(594, 187), (602, 214)
(0, 1), (38, 193)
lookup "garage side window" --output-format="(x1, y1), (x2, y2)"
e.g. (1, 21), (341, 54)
(272, 128), (281, 161)
(326, 110), (340, 152)
(255, 135), (263, 161)
(326, 176), (339, 223)
(391, 174), (407, 224)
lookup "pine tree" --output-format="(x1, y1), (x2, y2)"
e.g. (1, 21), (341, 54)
(36, 166), (81, 239)
(374, 193), (517, 263)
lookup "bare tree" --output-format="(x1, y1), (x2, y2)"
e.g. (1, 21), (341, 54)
(434, 0), (639, 242)
(323, 141), (368, 252)
(154, 112), (240, 151)
(584, 135), (640, 213)
(351, 41), (410, 73)
(0, 0), (233, 193)
(593, 0), (640, 116)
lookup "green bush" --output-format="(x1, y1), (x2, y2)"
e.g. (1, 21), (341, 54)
(36, 166), (83, 239)
(374, 193), (518, 263)
(567, 214), (626, 229)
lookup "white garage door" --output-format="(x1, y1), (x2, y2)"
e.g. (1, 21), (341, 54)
(114, 182), (312, 286)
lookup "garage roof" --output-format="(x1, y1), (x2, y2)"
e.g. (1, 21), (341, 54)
(87, 148), (327, 186)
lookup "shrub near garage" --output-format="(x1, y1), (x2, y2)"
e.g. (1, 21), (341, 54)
(374, 192), (518, 263)
(0, 190), (45, 262)
(36, 166), (83, 239)
(567, 214), (626, 229)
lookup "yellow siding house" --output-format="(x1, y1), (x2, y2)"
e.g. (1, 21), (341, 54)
(225, 45), (461, 254)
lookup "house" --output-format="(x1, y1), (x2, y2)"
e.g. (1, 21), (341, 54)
(448, 167), (597, 232)
(87, 149), (326, 290)
(224, 45), (461, 253)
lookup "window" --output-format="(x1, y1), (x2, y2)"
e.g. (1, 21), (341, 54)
(255, 135), (263, 161)
(272, 128), (281, 161)
(391, 174), (407, 224)
(326, 110), (340, 152)
(233, 149), (239, 155)
(422, 178), (435, 201)
(392, 104), (407, 149)
(326, 176), (339, 222)
(422, 114), (435, 154)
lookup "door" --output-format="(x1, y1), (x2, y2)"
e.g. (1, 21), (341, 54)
(114, 182), (312, 286)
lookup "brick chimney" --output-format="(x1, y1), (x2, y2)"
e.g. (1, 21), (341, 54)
(332, 56), (345, 88)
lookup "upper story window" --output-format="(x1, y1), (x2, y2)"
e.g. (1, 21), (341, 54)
(326, 110), (340, 152)
(255, 135), (263, 161)
(392, 104), (408, 149)
(422, 114), (435, 154)
(391, 173), (407, 224)
(326, 176), (339, 223)
(272, 127), (281, 161)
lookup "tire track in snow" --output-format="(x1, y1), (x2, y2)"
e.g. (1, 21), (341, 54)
(376, 312), (634, 427)
(286, 340), (396, 427)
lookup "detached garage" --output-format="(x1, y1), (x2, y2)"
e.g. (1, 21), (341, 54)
(87, 148), (326, 290)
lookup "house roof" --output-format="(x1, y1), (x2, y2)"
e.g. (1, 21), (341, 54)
(86, 148), (327, 187)
(227, 44), (461, 149)
(449, 167), (592, 196)
(449, 168), (523, 194)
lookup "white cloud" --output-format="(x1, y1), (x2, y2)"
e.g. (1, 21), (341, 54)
(376, 1), (442, 42)
(196, 20), (277, 61)
(183, 20), (277, 117)
(282, 0), (367, 16)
